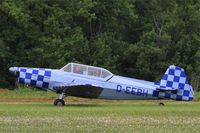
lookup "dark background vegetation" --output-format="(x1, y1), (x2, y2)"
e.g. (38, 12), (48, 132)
(0, 0), (199, 90)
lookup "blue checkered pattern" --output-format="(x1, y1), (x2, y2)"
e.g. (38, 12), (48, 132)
(18, 67), (51, 88)
(153, 65), (194, 101)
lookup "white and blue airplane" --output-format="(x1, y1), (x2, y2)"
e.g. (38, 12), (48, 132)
(9, 63), (194, 106)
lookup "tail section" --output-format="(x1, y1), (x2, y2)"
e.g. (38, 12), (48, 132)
(154, 65), (194, 101)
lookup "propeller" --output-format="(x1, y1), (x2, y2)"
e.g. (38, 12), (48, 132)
(9, 67), (20, 87)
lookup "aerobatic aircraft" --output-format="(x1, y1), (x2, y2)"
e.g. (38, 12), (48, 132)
(9, 63), (194, 106)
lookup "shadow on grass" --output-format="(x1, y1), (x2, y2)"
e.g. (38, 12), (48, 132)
(64, 103), (103, 107)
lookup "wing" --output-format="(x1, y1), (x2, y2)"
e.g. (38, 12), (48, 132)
(53, 83), (104, 98)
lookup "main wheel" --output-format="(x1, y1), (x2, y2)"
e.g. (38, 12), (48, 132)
(54, 99), (65, 106)
(159, 102), (165, 106)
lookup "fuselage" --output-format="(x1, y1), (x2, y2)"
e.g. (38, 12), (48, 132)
(48, 69), (158, 100)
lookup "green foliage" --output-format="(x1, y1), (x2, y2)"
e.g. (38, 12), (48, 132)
(0, 0), (199, 90)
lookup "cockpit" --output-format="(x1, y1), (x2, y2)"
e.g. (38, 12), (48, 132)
(61, 63), (113, 78)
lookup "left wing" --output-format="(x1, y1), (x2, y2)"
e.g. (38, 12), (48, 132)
(53, 83), (104, 98)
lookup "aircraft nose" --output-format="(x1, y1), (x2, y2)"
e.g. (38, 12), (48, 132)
(9, 67), (19, 74)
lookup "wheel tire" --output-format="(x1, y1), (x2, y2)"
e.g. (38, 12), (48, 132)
(54, 99), (65, 106)
(159, 102), (165, 106)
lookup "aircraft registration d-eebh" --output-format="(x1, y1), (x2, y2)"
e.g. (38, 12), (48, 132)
(9, 63), (194, 106)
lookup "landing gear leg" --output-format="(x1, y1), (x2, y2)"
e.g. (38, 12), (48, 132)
(54, 93), (66, 106)
(159, 102), (165, 106)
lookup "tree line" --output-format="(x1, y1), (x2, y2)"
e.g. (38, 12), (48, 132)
(0, 0), (200, 90)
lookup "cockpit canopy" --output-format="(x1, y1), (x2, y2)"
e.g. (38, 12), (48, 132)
(61, 63), (113, 78)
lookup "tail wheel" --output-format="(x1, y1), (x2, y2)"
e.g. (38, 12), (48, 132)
(54, 99), (65, 106)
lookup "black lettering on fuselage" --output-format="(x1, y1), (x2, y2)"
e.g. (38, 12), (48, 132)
(125, 86), (131, 94)
(116, 85), (122, 92)
(116, 85), (148, 97)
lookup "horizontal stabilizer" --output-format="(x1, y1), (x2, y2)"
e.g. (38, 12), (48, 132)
(156, 87), (178, 91)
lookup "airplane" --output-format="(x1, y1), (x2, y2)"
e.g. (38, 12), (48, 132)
(9, 63), (194, 106)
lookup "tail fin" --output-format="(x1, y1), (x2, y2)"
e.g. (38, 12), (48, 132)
(154, 65), (194, 101)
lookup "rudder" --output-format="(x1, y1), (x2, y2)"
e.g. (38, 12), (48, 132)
(154, 65), (194, 101)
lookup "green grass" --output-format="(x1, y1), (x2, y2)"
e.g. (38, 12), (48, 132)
(0, 88), (200, 133)
(0, 87), (56, 98)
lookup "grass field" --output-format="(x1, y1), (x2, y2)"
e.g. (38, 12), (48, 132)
(0, 88), (200, 133)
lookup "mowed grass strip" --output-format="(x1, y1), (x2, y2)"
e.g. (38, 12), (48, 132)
(0, 102), (200, 133)
(0, 88), (200, 133)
